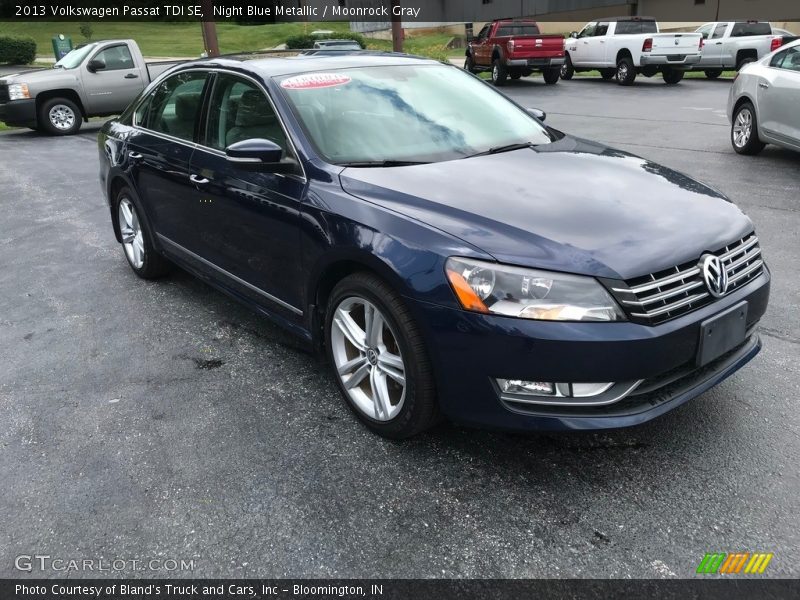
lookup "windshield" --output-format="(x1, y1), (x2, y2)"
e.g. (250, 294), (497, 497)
(54, 44), (96, 69)
(276, 64), (552, 164)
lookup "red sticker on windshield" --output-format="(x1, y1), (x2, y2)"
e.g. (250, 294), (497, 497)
(280, 73), (352, 89)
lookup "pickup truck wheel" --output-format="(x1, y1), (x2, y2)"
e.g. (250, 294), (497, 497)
(464, 54), (477, 74)
(491, 59), (508, 86)
(114, 187), (171, 279)
(542, 68), (560, 84)
(510, 70), (522, 80)
(736, 57), (755, 71)
(600, 68), (615, 80)
(560, 54), (574, 80)
(704, 69), (723, 79)
(616, 57), (636, 86)
(39, 97), (82, 136)
(731, 102), (766, 156)
(662, 68), (684, 85)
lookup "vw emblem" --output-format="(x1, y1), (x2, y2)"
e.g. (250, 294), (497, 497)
(702, 255), (729, 297)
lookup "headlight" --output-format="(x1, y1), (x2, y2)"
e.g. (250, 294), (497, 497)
(8, 83), (30, 100)
(445, 257), (626, 322)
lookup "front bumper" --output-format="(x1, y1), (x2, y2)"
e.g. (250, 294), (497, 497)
(0, 99), (37, 127)
(506, 57), (565, 68)
(640, 53), (701, 68)
(408, 269), (769, 432)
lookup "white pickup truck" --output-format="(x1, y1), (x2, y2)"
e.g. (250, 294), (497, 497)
(562, 17), (703, 85)
(0, 39), (180, 135)
(692, 21), (786, 78)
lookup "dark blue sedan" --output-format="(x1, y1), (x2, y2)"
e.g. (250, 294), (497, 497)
(98, 53), (770, 438)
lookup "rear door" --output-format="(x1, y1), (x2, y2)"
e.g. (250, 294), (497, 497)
(126, 70), (210, 251)
(759, 46), (800, 145)
(83, 43), (145, 114)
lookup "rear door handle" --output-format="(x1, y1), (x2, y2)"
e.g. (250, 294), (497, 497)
(759, 82), (769, 89)
(124, 73), (139, 79)
(189, 174), (210, 185)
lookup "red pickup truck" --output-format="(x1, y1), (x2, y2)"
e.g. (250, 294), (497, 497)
(465, 19), (566, 86)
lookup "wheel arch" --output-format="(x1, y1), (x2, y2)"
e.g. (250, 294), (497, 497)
(736, 48), (758, 66)
(616, 48), (633, 63)
(35, 89), (87, 120)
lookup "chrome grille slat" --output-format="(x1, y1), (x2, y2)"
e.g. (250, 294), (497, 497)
(614, 234), (764, 325)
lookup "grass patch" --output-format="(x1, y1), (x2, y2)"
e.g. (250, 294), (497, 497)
(0, 121), (18, 131)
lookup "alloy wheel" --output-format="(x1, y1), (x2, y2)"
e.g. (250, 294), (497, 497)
(118, 198), (145, 269)
(49, 104), (76, 131)
(733, 108), (753, 148)
(330, 297), (406, 422)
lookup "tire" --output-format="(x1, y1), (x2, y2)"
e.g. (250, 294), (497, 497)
(662, 68), (684, 85)
(325, 272), (440, 439)
(731, 101), (766, 156)
(38, 97), (82, 136)
(510, 70), (522, 80)
(600, 68), (615, 80)
(542, 67), (560, 84)
(464, 54), (477, 74)
(704, 69), (723, 79)
(560, 54), (574, 80)
(616, 56), (636, 86)
(113, 187), (171, 279)
(736, 57), (755, 71)
(491, 58), (508, 86)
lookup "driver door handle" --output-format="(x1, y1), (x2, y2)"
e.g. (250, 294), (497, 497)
(189, 174), (210, 185)
(124, 73), (139, 79)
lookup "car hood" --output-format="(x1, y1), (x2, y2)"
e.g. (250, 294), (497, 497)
(0, 68), (75, 86)
(338, 136), (753, 280)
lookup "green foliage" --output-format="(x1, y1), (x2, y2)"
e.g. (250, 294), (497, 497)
(285, 32), (367, 50)
(0, 36), (36, 64)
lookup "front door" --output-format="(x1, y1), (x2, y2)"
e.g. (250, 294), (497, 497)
(187, 72), (306, 316)
(571, 22), (597, 67)
(83, 44), (145, 114)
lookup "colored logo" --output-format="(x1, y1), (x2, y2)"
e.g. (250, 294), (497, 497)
(696, 552), (773, 574)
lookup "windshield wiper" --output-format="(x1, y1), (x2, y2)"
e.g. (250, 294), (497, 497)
(463, 142), (537, 159)
(337, 160), (431, 167)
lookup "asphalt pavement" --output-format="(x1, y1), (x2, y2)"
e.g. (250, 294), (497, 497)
(0, 74), (798, 579)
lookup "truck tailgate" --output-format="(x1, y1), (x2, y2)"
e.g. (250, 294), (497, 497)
(649, 33), (701, 55)
(508, 36), (564, 58)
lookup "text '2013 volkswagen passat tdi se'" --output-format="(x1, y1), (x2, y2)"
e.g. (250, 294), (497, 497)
(99, 53), (769, 438)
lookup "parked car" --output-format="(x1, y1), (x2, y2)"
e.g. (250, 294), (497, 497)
(0, 39), (179, 135)
(728, 39), (800, 155)
(692, 21), (786, 78)
(465, 19), (565, 85)
(99, 53), (769, 438)
(562, 17), (703, 85)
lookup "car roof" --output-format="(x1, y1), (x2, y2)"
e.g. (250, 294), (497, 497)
(176, 52), (441, 78)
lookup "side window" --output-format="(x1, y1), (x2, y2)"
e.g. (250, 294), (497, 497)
(133, 94), (152, 127)
(144, 71), (208, 142)
(595, 22), (609, 36)
(697, 24), (713, 39)
(772, 47), (800, 71)
(477, 26), (489, 40)
(711, 23), (728, 39)
(92, 45), (134, 71)
(579, 23), (596, 38)
(205, 74), (289, 154)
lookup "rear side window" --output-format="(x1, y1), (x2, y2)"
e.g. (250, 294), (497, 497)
(731, 22), (772, 37)
(614, 20), (658, 35)
(496, 24), (541, 36)
(770, 46), (800, 71)
(143, 71), (208, 142)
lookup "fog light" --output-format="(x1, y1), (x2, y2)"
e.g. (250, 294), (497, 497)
(497, 379), (555, 396)
(571, 382), (615, 397)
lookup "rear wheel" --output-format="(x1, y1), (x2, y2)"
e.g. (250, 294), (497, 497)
(662, 68), (685, 84)
(38, 97), (82, 136)
(491, 58), (508, 86)
(114, 187), (171, 279)
(542, 67), (560, 84)
(736, 56), (756, 71)
(704, 69), (723, 79)
(600, 68), (615, 80)
(616, 56), (636, 86)
(731, 101), (766, 155)
(560, 54), (574, 80)
(326, 272), (440, 439)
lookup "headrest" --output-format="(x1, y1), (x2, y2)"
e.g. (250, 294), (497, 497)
(175, 92), (201, 121)
(235, 90), (272, 127)
(790, 52), (800, 66)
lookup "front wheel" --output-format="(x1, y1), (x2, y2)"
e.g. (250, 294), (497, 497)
(326, 273), (440, 439)
(731, 102), (766, 155)
(662, 68), (685, 85)
(560, 54), (574, 80)
(491, 58), (508, 86)
(616, 57), (636, 86)
(542, 68), (560, 84)
(38, 97), (82, 136)
(114, 187), (171, 279)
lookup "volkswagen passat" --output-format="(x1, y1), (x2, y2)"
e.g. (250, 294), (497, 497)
(99, 54), (770, 438)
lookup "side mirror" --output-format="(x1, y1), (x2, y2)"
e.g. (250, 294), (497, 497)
(225, 139), (295, 172)
(87, 59), (106, 72)
(527, 108), (546, 122)
(569, 31), (578, 39)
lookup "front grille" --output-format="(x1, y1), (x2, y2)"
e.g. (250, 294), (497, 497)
(610, 234), (763, 325)
(0, 85), (8, 103)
